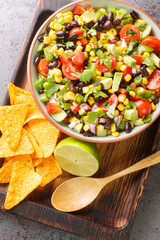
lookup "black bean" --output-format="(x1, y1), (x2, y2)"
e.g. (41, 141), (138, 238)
(96, 96), (104, 102)
(38, 33), (47, 42)
(102, 20), (112, 30)
(157, 52), (160, 58)
(66, 109), (73, 117)
(120, 82), (128, 89)
(74, 112), (80, 118)
(140, 66), (149, 77)
(113, 18), (121, 26)
(99, 15), (107, 24)
(104, 118), (114, 129)
(68, 33), (79, 41)
(70, 86), (77, 94)
(39, 89), (44, 94)
(78, 86), (83, 94)
(130, 10), (139, 20)
(95, 25), (103, 32)
(78, 81), (85, 87)
(46, 23), (51, 33)
(83, 57), (89, 66)
(66, 21), (79, 31)
(64, 31), (69, 41)
(34, 56), (40, 66)
(152, 98), (159, 105)
(85, 21), (95, 29)
(124, 122), (132, 133)
(48, 61), (58, 69)
(56, 30), (65, 37)
(54, 55), (60, 61)
(107, 12), (114, 21)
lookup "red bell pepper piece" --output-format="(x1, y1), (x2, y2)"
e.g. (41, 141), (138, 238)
(46, 102), (62, 113)
(123, 66), (132, 78)
(118, 88), (127, 94)
(72, 51), (85, 66)
(59, 54), (69, 64)
(71, 102), (80, 113)
(73, 5), (85, 15)
(79, 37), (89, 45)
(81, 103), (91, 111)
(133, 54), (143, 65)
(131, 82), (137, 89)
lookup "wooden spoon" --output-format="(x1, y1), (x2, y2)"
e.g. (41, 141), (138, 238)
(51, 151), (160, 212)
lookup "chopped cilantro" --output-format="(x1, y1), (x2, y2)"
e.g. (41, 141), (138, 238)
(66, 41), (74, 48)
(137, 91), (155, 100)
(102, 34), (109, 41)
(142, 114), (152, 123)
(87, 110), (105, 124)
(130, 101), (137, 110)
(71, 70), (93, 83)
(88, 28), (97, 37)
(126, 29), (137, 36)
(126, 85), (135, 92)
(44, 83), (60, 98)
(100, 52), (112, 69)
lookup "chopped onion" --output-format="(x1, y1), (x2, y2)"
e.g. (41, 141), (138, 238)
(91, 102), (99, 111)
(121, 39), (127, 47)
(68, 121), (77, 129)
(89, 123), (97, 134)
(132, 68), (137, 74)
(49, 93), (57, 103)
(114, 115), (121, 127)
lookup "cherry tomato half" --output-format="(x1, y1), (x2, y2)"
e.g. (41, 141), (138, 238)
(95, 54), (117, 73)
(146, 70), (160, 91)
(120, 24), (140, 45)
(141, 36), (160, 52)
(38, 58), (49, 77)
(62, 60), (84, 80)
(72, 50), (85, 66)
(99, 94), (118, 111)
(134, 99), (152, 118)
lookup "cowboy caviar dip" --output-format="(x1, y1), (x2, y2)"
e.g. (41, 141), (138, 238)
(33, 5), (160, 137)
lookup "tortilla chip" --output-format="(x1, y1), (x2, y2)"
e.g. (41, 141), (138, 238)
(8, 83), (32, 105)
(24, 106), (45, 124)
(31, 158), (43, 167)
(28, 119), (60, 158)
(0, 104), (29, 150)
(0, 155), (33, 183)
(36, 155), (62, 187)
(0, 128), (34, 158)
(24, 126), (43, 159)
(4, 161), (42, 209)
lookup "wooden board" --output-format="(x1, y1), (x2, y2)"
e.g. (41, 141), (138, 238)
(0, 0), (160, 239)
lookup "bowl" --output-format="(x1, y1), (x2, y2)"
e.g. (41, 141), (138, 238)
(27, 0), (160, 143)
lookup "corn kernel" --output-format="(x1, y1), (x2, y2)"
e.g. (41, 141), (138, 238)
(143, 52), (150, 59)
(57, 47), (64, 55)
(115, 62), (123, 71)
(96, 76), (101, 80)
(124, 74), (132, 82)
(76, 45), (83, 52)
(115, 41), (122, 47)
(97, 124), (104, 131)
(88, 96), (95, 106)
(88, 84), (94, 90)
(99, 8), (107, 13)
(116, 55), (123, 62)
(53, 23), (62, 31)
(129, 91), (136, 97)
(76, 41), (82, 46)
(117, 46), (127, 54)
(63, 91), (75, 101)
(50, 20), (56, 29)
(110, 123), (116, 133)
(151, 102), (156, 111)
(54, 75), (62, 83)
(146, 67), (153, 75)
(64, 15), (73, 23)
(83, 86), (90, 94)
(121, 110), (124, 116)
(52, 68), (62, 77)
(114, 109), (119, 117)
(142, 77), (148, 85)
(85, 44), (92, 52)
(100, 33), (108, 43)
(120, 64), (127, 72)
(69, 116), (80, 123)
(74, 15), (79, 21)
(123, 98), (129, 106)
(43, 36), (52, 44)
(57, 13), (63, 18)
(96, 70), (101, 76)
(63, 11), (73, 17)
(136, 19), (146, 25)
(48, 30), (57, 40)
(108, 28), (117, 36)
(90, 51), (95, 57)
(108, 89), (114, 94)
(78, 17), (84, 26)
(50, 45), (58, 54)
(118, 94), (126, 103)
(89, 56), (98, 62)
(90, 36), (97, 44)
(112, 131), (119, 137)
(103, 43), (109, 49)
(83, 115), (88, 121)
(117, 103), (125, 111)
(83, 124), (90, 131)
(95, 107), (103, 112)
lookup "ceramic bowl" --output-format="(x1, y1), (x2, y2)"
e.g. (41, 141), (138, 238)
(27, 0), (160, 143)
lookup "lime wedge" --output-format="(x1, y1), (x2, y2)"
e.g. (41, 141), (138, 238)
(54, 137), (100, 176)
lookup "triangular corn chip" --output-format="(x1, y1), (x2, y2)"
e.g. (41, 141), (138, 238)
(31, 158), (43, 167)
(8, 83), (32, 105)
(0, 104), (29, 150)
(28, 119), (60, 158)
(24, 106), (45, 124)
(36, 155), (62, 187)
(0, 128), (34, 157)
(4, 161), (41, 209)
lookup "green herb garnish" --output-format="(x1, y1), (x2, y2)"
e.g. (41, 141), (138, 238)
(100, 52), (112, 69)
(126, 29), (137, 36)
(142, 114), (152, 123)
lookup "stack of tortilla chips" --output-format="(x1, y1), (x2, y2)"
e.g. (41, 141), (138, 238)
(0, 83), (62, 210)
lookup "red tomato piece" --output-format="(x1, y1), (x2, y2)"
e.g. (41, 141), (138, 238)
(99, 94), (118, 111)
(120, 24), (140, 45)
(133, 54), (143, 65)
(38, 58), (49, 77)
(62, 60), (84, 80)
(134, 99), (152, 118)
(123, 66), (132, 79)
(95, 54), (117, 73)
(79, 37), (89, 45)
(146, 70), (160, 91)
(72, 51), (85, 66)
(69, 27), (83, 37)
(73, 5), (85, 15)
(141, 36), (160, 52)
(46, 102), (62, 113)
(71, 102), (80, 113)
(59, 53), (70, 64)
(131, 82), (137, 89)
(118, 88), (127, 94)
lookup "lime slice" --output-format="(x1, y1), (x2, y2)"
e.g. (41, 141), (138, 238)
(54, 137), (100, 176)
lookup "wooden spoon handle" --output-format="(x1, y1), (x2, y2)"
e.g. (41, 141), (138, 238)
(100, 151), (160, 186)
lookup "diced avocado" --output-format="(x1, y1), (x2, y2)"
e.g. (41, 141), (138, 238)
(141, 57), (154, 67)
(124, 109), (138, 121)
(116, 8), (127, 19)
(87, 62), (96, 79)
(138, 44), (154, 53)
(141, 25), (152, 39)
(123, 56), (137, 67)
(108, 7), (116, 15)
(82, 69), (93, 82)
(101, 78), (113, 90)
(74, 123), (83, 134)
(104, 72), (114, 78)
(97, 128), (107, 137)
(121, 16), (132, 26)
(75, 94), (84, 105)
(80, 7), (95, 23)
(63, 102), (72, 111)
(39, 93), (49, 102)
(96, 49), (103, 57)
(150, 53), (160, 68)
(44, 47), (54, 61)
(37, 42), (45, 53)
(78, 106), (86, 116)
(112, 72), (123, 92)
(133, 118), (144, 126)
(134, 74), (142, 85)
(106, 44), (119, 57)
(134, 22), (146, 31)
(97, 40), (103, 48)
(51, 109), (67, 122)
